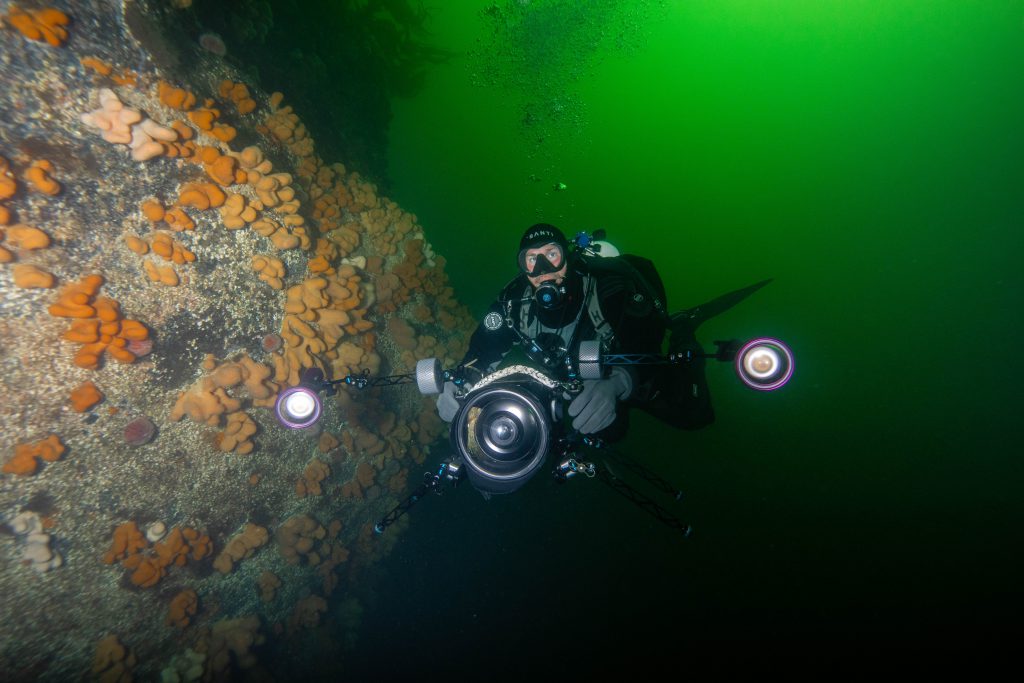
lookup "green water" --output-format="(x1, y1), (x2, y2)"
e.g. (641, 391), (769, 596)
(346, 0), (1023, 676)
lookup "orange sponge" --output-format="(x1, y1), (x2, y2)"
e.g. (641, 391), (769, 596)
(24, 160), (60, 195)
(122, 553), (165, 587)
(143, 259), (179, 286)
(63, 319), (99, 343)
(118, 319), (148, 341)
(70, 380), (104, 411)
(205, 154), (238, 187)
(170, 120), (194, 140)
(211, 123), (237, 143)
(0, 155), (15, 200)
(252, 254), (286, 289)
(4, 224), (50, 249)
(2, 434), (65, 475)
(2, 446), (38, 475)
(4, 5), (70, 47)
(48, 274), (103, 318)
(123, 234), (148, 254)
(187, 108), (217, 131)
(12, 263), (55, 288)
(74, 341), (108, 369)
(93, 296), (120, 323)
(91, 635), (135, 682)
(80, 55), (112, 75)
(183, 527), (212, 560)
(167, 589), (199, 628)
(162, 207), (195, 231)
(306, 255), (332, 274)
(101, 521), (147, 564)
(218, 411), (257, 454)
(221, 192), (258, 229)
(153, 527), (191, 567)
(140, 198), (165, 222)
(177, 181), (226, 210)
(150, 232), (195, 264)
(50, 275), (148, 368)
(219, 80), (257, 115)
(157, 81), (196, 111)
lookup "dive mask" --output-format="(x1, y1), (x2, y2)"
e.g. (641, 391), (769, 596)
(518, 244), (564, 276)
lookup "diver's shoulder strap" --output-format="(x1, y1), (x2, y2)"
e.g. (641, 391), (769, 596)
(583, 255), (667, 319)
(585, 275), (615, 346)
(517, 282), (532, 332)
(583, 255), (669, 347)
(498, 274), (529, 303)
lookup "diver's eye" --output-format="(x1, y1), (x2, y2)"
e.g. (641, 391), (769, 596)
(527, 255), (537, 267)
(547, 248), (560, 265)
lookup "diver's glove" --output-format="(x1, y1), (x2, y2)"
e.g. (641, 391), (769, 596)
(568, 367), (632, 434)
(436, 381), (460, 423)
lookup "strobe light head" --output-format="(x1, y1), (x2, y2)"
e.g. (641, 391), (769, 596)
(274, 385), (323, 429)
(735, 338), (794, 391)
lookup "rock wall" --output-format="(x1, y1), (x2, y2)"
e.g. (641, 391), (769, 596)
(0, 2), (474, 679)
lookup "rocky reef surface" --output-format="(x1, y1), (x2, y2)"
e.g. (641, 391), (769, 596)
(0, 1), (473, 680)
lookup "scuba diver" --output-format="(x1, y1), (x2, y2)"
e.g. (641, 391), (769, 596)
(436, 223), (721, 439)
(274, 222), (785, 530)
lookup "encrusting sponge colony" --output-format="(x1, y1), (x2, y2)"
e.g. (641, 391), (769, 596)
(0, 9), (479, 677)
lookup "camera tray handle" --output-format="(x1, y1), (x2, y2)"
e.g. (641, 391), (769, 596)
(415, 358), (444, 395)
(577, 340), (603, 380)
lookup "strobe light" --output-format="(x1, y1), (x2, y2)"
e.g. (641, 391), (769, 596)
(735, 337), (794, 391)
(274, 385), (322, 429)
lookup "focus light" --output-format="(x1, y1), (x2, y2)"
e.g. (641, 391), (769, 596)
(274, 386), (323, 429)
(735, 338), (794, 391)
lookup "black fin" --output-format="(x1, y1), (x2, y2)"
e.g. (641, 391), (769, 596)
(670, 278), (773, 333)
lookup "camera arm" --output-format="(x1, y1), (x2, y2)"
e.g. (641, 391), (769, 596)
(553, 434), (692, 538)
(577, 338), (793, 391)
(374, 460), (463, 534)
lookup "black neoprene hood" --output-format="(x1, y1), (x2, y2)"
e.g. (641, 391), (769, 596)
(518, 223), (568, 253)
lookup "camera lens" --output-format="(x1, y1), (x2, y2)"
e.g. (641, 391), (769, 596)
(489, 415), (518, 448)
(454, 385), (552, 495)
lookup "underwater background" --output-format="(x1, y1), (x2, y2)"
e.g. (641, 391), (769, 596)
(368, 0), (1024, 678)
(0, 0), (1021, 680)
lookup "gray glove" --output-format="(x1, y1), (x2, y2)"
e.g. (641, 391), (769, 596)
(568, 368), (632, 434)
(436, 381), (460, 422)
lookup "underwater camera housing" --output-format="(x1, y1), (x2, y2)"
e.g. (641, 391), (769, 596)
(447, 364), (565, 495)
(274, 338), (795, 496)
(272, 336), (794, 536)
(414, 357), (566, 495)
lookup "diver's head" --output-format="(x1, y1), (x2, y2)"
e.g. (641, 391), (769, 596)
(518, 223), (569, 291)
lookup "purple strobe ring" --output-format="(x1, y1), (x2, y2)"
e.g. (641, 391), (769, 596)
(275, 386), (323, 429)
(735, 337), (794, 391)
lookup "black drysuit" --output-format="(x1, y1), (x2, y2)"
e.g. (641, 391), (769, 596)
(459, 254), (713, 439)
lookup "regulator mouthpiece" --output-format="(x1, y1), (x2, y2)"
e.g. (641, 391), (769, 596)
(534, 281), (564, 309)
(735, 338), (794, 391)
(275, 386), (323, 429)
